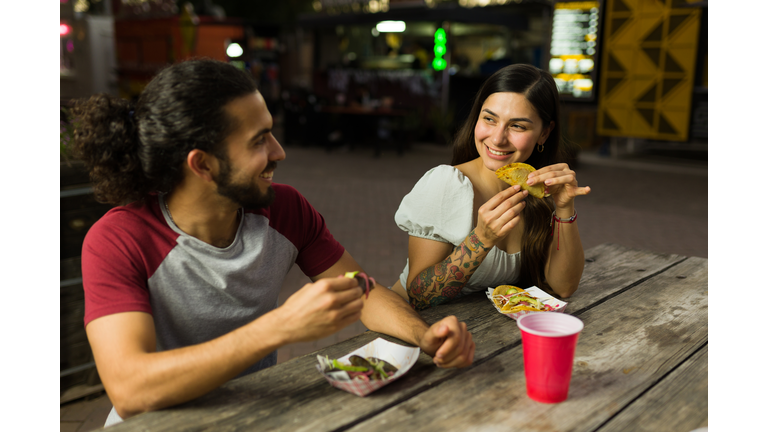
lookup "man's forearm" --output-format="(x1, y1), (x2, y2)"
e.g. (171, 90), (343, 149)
(104, 310), (288, 419)
(360, 284), (429, 349)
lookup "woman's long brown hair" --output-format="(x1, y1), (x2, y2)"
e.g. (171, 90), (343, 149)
(450, 64), (576, 294)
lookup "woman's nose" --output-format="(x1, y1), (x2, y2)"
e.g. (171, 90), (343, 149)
(492, 126), (507, 145)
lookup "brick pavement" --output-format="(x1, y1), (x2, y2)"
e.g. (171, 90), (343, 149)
(60, 141), (707, 431)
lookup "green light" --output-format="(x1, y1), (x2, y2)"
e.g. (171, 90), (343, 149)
(432, 58), (447, 70)
(434, 28), (447, 44)
(433, 27), (447, 71)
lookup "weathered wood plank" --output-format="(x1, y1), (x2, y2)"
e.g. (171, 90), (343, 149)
(421, 243), (687, 323)
(105, 244), (692, 432)
(562, 243), (688, 314)
(415, 243), (689, 364)
(599, 344), (708, 432)
(344, 257), (707, 432)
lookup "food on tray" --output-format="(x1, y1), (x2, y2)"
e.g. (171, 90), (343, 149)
(500, 293), (555, 313)
(493, 285), (525, 297)
(495, 163), (549, 198)
(486, 286), (566, 320)
(342, 271), (376, 299)
(327, 355), (398, 381)
(317, 338), (419, 396)
(490, 285), (524, 308)
(491, 284), (555, 313)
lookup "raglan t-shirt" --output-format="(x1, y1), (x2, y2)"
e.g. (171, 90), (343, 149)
(82, 183), (345, 376)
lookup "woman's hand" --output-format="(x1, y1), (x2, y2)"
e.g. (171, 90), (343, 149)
(475, 185), (528, 246)
(527, 163), (591, 211)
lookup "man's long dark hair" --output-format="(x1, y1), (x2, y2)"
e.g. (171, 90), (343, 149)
(451, 64), (575, 293)
(70, 58), (258, 206)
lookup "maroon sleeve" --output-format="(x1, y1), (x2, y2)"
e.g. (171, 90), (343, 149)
(264, 184), (345, 277)
(82, 202), (177, 327)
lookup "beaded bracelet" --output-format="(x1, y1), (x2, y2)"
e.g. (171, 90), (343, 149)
(550, 209), (577, 250)
(551, 209), (578, 225)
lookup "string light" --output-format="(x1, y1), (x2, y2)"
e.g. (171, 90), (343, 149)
(433, 28), (447, 70)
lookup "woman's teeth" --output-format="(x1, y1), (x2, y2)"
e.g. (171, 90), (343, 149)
(487, 146), (512, 156)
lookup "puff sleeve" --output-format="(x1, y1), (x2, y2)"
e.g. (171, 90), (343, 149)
(394, 165), (474, 246)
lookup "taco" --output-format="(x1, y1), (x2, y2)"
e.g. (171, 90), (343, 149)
(343, 271), (376, 299)
(500, 293), (554, 313)
(491, 284), (554, 313)
(491, 285), (525, 309)
(495, 163), (549, 199)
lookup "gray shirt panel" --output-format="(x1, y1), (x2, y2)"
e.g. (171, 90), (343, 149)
(149, 200), (297, 375)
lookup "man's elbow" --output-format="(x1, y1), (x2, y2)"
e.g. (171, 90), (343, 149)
(113, 403), (140, 422)
(112, 398), (150, 421)
(109, 386), (164, 420)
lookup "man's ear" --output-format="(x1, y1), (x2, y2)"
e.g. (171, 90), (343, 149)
(186, 149), (218, 182)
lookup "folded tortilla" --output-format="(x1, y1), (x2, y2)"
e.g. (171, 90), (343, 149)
(495, 163), (548, 199)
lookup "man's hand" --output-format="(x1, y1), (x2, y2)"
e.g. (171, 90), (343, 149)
(274, 277), (364, 344)
(418, 316), (475, 368)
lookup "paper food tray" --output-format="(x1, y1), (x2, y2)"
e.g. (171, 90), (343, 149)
(316, 338), (420, 397)
(485, 286), (567, 320)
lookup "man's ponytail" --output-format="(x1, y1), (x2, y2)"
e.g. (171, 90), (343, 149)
(71, 94), (150, 206)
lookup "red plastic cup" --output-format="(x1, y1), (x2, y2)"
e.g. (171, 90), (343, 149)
(517, 312), (584, 403)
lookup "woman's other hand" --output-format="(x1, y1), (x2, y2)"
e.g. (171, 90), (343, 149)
(476, 185), (528, 246)
(527, 163), (591, 211)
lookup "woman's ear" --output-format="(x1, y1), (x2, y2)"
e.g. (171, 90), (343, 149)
(186, 149), (218, 183)
(540, 120), (555, 143)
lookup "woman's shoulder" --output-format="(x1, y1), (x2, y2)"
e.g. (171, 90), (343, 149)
(452, 159), (483, 183)
(395, 165), (475, 244)
(416, 164), (473, 189)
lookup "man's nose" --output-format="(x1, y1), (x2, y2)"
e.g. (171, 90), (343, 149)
(269, 136), (286, 161)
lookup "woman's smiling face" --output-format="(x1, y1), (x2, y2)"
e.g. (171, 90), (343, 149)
(474, 92), (552, 172)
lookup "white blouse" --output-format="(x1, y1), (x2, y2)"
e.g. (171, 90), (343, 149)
(394, 165), (522, 295)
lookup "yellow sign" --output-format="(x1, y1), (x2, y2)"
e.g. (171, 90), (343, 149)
(555, 1), (599, 10)
(597, 0), (701, 141)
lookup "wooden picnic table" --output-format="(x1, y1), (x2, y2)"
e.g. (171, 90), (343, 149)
(106, 243), (708, 432)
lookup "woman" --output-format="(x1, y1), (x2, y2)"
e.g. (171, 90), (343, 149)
(391, 64), (591, 310)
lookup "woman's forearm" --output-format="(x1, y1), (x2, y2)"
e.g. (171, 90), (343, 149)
(545, 209), (585, 297)
(408, 230), (492, 310)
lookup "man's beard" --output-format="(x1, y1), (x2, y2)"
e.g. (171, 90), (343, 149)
(214, 157), (276, 210)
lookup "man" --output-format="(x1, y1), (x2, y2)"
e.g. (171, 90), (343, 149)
(71, 59), (475, 426)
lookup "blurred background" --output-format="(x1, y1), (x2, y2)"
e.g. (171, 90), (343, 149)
(59, 0), (707, 429)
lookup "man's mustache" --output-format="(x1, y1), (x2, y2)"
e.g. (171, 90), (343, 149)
(264, 161), (278, 172)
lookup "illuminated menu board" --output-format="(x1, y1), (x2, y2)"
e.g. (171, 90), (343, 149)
(549, 1), (601, 100)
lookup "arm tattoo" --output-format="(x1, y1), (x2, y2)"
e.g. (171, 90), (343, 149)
(408, 229), (492, 310)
